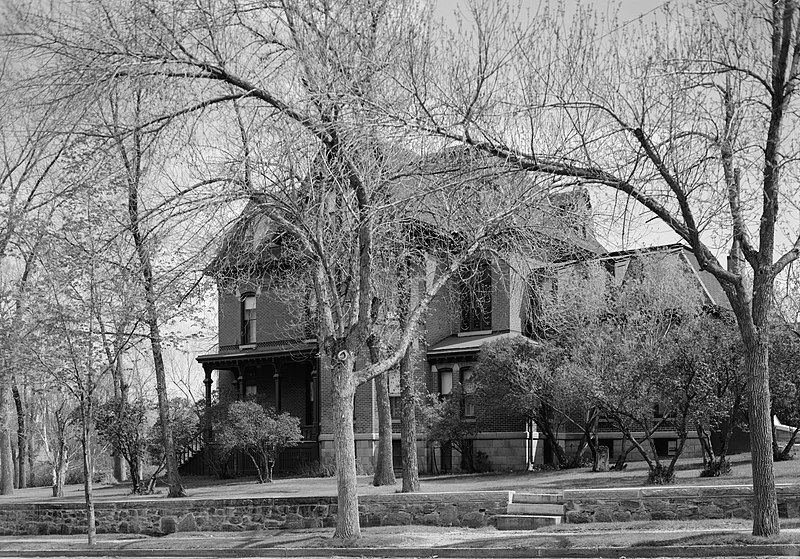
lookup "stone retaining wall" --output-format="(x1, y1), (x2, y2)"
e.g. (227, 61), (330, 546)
(0, 491), (511, 536)
(563, 485), (800, 523)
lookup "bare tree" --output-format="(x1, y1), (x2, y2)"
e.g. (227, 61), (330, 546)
(10, 0), (598, 539)
(397, 0), (800, 536)
(0, 49), (75, 494)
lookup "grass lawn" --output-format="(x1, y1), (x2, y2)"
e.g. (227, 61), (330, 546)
(1, 452), (798, 504)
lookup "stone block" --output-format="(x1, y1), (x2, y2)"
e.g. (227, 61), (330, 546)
(159, 516), (177, 534)
(592, 508), (614, 523)
(698, 505), (724, 519)
(565, 510), (591, 524)
(284, 513), (305, 529)
(420, 513), (439, 525)
(438, 506), (458, 526)
(611, 510), (631, 522)
(646, 499), (673, 512)
(729, 507), (752, 519)
(496, 514), (560, 530)
(177, 514), (198, 532)
(461, 511), (487, 528)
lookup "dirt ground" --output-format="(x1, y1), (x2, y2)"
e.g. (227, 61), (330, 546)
(1, 520), (800, 552)
(1, 452), (798, 504)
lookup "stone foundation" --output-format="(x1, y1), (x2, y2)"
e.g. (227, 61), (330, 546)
(563, 485), (800, 524)
(474, 432), (531, 471)
(0, 491), (510, 536)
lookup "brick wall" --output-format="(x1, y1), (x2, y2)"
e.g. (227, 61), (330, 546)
(216, 370), (237, 404)
(217, 286), (308, 350)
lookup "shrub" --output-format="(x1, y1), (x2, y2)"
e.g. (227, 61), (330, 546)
(219, 401), (302, 483)
(647, 463), (675, 485)
(699, 457), (732, 477)
(473, 451), (492, 473)
(295, 460), (336, 478)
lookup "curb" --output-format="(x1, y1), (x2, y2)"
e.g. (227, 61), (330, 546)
(1, 545), (800, 558)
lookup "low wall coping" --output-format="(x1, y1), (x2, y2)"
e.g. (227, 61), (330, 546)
(562, 483), (800, 501)
(0, 490), (512, 512)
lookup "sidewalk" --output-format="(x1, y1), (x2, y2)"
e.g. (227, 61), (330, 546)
(1, 521), (800, 558)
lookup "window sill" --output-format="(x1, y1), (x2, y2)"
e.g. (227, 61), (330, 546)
(457, 330), (492, 338)
(239, 344), (257, 350)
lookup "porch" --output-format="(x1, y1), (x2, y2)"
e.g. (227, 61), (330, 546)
(191, 344), (321, 476)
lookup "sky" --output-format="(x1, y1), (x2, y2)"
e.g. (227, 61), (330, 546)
(433, 0), (671, 23)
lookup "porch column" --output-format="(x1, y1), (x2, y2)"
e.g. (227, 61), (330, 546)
(274, 370), (281, 411)
(203, 365), (214, 444)
(237, 368), (245, 400)
(310, 368), (318, 425)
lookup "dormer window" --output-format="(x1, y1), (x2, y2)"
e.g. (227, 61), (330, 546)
(460, 260), (492, 332)
(241, 294), (257, 344)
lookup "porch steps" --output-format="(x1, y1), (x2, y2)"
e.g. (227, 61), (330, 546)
(507, 502), (564, 515)
(496, 492), (564, 531)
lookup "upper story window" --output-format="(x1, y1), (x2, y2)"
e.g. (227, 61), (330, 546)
(241, 294), (257, 344)
(460, 260), (492, 332)
(438, 367), (453, 396)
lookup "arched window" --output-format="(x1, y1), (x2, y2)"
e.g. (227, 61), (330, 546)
(241, 293), (257, 344)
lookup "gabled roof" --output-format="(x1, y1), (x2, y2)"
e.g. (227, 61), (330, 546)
(596, 243), (731, 310)
(207, 145), (606, 280)
(427, 331), (529, 357)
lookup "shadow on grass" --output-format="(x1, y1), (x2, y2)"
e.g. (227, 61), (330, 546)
(633, 531), (798, 548)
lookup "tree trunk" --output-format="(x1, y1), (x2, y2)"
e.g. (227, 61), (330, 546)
(12, 381), (26, 489)
(79, 401), (96, 545)
(613, 437), (633, 470)
(399, 348), (419, 492)
(771, 415), (780, 458)
(586, 409), (599, 471)
(111, 349), (126, 483)
(332, 356), (360, 540)
(148, 318), (185, 497)
(372, 371), (396, 486)
(0, 381), (14, 495)
(742, 330), (780, 536)
(126, 133), (184, 499)
(247, 451), (264, 483)
(128, 453), (142, 494)
(534, 406), (568, 467)
(697, 424), (713, 469)
(52, 436), (67, 498)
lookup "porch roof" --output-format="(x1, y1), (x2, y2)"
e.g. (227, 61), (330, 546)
(197, 341), (317, 369)
(426, 331), (529, 357)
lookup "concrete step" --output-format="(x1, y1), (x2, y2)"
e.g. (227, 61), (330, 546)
(511, 492), (563, 504)
(496, 514), (562, 531)
(506, 502), (564, 515)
